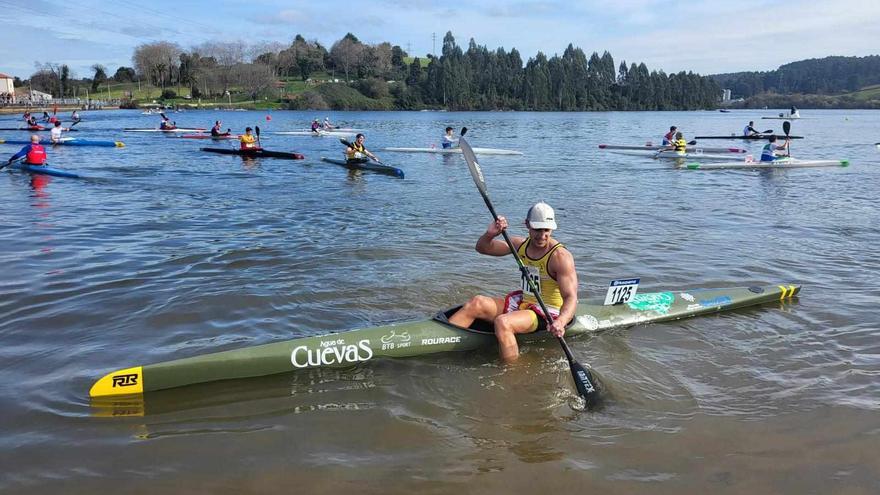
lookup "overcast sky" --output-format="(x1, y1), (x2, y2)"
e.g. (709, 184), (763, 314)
(1, 0), (878, 79)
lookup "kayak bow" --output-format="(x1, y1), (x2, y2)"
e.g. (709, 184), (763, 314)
(90, 284), (800, 397)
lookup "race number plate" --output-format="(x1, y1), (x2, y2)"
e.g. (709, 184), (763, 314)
(604, 278), (640, 305)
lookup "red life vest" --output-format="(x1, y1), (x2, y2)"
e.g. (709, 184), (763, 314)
(26, 144), (48, 165)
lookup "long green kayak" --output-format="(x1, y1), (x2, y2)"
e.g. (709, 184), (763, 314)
(90, 284), (801, 397)
(686, 158), (849, 169)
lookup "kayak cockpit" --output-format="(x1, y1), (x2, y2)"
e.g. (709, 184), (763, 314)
(433, 306), (496, 335)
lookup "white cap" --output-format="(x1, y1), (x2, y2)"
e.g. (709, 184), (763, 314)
(526, 202), (557, 230)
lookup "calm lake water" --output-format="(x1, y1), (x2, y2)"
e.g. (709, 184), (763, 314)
(1, 109), (878, 494)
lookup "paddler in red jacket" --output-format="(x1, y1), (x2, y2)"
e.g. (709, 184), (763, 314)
(5, 134), (49, 167)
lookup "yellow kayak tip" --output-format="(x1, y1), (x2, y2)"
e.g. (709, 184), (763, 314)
(89, 366), (143, 397)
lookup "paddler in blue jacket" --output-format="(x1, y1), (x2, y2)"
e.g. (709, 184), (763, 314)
(441, 127), (458, 149)
(160, 115), (176, 130)
(447, 202), (579, 362)
(5, 134), (49, 168)
(760, 135), (789, 161)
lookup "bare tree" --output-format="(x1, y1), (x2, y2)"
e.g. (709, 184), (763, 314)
(330, 36), (364, 82)
(132, 41), (182, 89)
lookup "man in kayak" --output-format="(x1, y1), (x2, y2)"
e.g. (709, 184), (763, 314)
(441, 127), (459, 149)
(26, 115), (41, 129)
(743, 121), (761, 136)
(345, 133), (379, 162)
(790, 106), (800, 118)
(240, 127), (259, 150)
(71, 110), (81, 123)
(760, 135), (789, 162)
(671, 131), (688, 154)
(160, 115), (176, 130)
(447, 202), (578, 362)
(322, 117), (335, 130)
(49, 121), (68, 143)
(310, 118), (321, 134)
(6, 134), (48, 167)
(211, 120), (231, 137)
(662, 126), (677, 146)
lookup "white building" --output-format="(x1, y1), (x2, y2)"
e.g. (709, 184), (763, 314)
(0, 73), (14, 102)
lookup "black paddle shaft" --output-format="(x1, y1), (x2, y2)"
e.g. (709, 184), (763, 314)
(783, 121), (792, 156)
(459, 138), (599, 402)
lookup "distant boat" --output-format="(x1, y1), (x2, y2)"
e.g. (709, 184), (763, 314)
(719, 109), (731, 113)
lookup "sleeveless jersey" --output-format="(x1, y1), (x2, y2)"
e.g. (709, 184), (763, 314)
(516, 237), (564, 309)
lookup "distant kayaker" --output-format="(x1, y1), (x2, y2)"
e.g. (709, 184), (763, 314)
(159, 115), (176, 130)
(211, 120), (230, 137)
(345, 133), (379, 162)
(322, 117), (335, 130)
(662, 126), (677, 146)
(790, 106), (800, 118)
(50, 121), (68, 143)
(743, 121), (761, 136)
(447, 202), (578, 362)
(26, 115), (40, 128)
(672, 131), (688, 154)
(760, 135), (789, 162)
(6, 134), (48, 167)
(71, 110), (81, 123)
(23, 111), (31, 122)
(441, 127), (459, 149)
(42, 111), (51, 122)
(310, 118), (321, 134)
(240, 127), (259, 150)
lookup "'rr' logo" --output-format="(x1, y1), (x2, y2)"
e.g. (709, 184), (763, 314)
(111, 374), (139, 388)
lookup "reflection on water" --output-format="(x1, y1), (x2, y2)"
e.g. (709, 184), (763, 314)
(1, 109), (879, 494)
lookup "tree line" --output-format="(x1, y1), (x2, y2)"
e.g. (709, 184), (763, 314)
(19, 31), (723, 111)
(713, 55), (880, 98)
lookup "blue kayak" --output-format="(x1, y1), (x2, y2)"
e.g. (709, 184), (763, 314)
(0, 138), (124, 148)
(7, 162), (81, 178)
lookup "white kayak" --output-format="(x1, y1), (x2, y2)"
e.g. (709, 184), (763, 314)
(598, 144), (748, 154)
(273, 130), (356, 137)
(761, 115), (808, 120)
(685, 158), (850, 170)
(123, 128), (207, 133)
(608, 150), (746, 161)
(382, 146), (523, 156)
